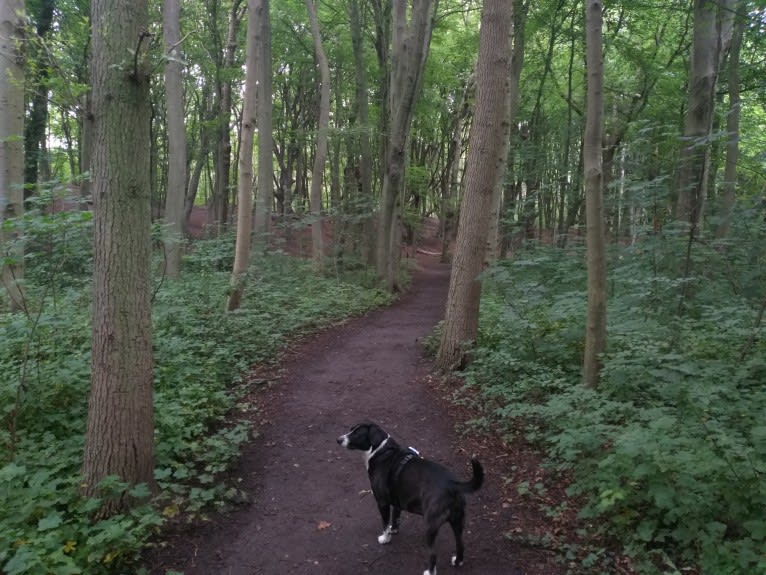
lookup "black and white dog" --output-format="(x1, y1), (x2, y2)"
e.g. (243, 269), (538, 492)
(337, 422), (484, 575)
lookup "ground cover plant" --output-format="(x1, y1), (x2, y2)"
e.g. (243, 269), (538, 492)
(461, 207), (766, 574)
(0, 205), (391, 575)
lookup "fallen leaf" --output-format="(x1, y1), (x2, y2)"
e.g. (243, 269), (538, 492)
(317, 520), (332, 531)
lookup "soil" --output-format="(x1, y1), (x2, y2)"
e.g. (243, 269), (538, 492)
(143, 235), (565, 575)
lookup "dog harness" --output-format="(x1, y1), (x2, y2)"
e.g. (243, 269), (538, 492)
(392, 446), (421, 483)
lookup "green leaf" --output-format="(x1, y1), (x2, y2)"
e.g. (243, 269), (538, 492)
(38, 512), (64, 530)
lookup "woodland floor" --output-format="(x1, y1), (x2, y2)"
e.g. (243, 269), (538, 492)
(143, 231), (567, 575)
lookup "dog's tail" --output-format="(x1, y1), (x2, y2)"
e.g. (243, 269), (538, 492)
(455, 458), (484, 493)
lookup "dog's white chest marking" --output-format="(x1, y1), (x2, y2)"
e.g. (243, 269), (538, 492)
(363, 436), (389, 470)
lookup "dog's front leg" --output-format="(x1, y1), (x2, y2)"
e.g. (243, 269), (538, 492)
(376, 502), (394, 544)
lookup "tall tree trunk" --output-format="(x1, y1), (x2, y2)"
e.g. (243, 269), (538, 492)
(24, 0), (55, 191)
(376, 0), (436, 290)
(582, 0), (606, 388)
(716, 0), (744, 239)
(306, 0), (330, 272)
(228, 0), (258, 311)
(436, 0), (512, 372)
(210, 0), (244, 230)
(674, 0), (732, 226)
(349, 0), (375, 265)
(83, 0), (156, 515)
(253, 0), (273, 245)
(440, 74), (474, 263)
(0, 0), (26, 312)
(162, 0), (187, 278)
(485, 0), (524, 264)
(500, 0), (527, 258)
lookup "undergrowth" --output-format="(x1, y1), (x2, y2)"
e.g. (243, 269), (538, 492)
(0, 203), (390, 574)
(462, 215), (766, 574)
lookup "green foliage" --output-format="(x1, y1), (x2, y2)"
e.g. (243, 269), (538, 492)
(464, 226), (766, 574)
(1, 212), (390, 573)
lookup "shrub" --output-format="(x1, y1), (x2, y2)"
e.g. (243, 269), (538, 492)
(463, 235), (766, 574)
(1, 218), (390, 574)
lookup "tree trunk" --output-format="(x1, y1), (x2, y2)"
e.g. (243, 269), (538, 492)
(0, 0), (26, 312)
(376, 0), (436, 290)
(440, 74), (475, 263)
(228, 0), (258, 311)
(485, 0), (523, 264)
(582, 0), (606, 388)
(162, 0), (187, 278)
(83, 0), (156, 515)
(349, 0), (375, 265)
(716, 0), (744, 239)
(436, 0), (512, 372)
(500, 0), (527, 257)
(674, 0), (731, 226)
(306, 0), (330, 273)
(210, 0), (244, 230)
(253, 0), (273, 245)
(24, 0), (55, 191)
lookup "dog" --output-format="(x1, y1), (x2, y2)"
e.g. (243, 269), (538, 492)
(337, 422), (484, 575)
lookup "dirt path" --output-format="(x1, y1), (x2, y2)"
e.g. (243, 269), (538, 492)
(144, 252), (562, 575)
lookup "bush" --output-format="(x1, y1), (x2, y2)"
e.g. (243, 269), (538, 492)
(463, 232), (766, 574)
(1, 219), (391, 574)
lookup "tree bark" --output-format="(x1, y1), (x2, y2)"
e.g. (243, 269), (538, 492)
(24, 0), (55, 190)
(716, 0), (744, 239)
(348, 0), (375, 265)
(485, 1), (520, 264)
(162, 0), (187, 278)
(0, 0), (26, 312)
(306, 0), (330, 272)
(228, 0), (259, 311)
(376, 0), (436, 290)
(582, 0), (607, 388)
(252, 0), (273, 245)
(210, 0), (245, 230)
(674, 0), (731, 226)
(83, 0), (156, 515)
(436, 0), (512, 372)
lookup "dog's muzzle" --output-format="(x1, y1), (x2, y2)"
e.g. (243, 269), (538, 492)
(336, 434), (349, 447)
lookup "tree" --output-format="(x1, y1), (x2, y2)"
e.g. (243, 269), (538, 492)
(348, 0), (374, 264)
(24, 0), (55, 188)
(582, 0), (606, 388)
(162, 0), (187, 278)
(675, 0), (735, 226)
(376, 0), (436, 290)
(209, 0), (245, 229)
(716, 0), (745, 239)
(252, 0), (273, 244)
(0, 0), (25, 312)
(436, 0), (513, 371)
(228, 0), (259, 311)
(305, 0), (330, 272)
(82, 0), (157, 514)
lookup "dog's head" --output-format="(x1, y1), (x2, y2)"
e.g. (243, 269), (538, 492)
(337, 422), (389, 452)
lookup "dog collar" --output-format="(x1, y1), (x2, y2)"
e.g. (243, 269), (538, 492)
(365, 435), (390, 469)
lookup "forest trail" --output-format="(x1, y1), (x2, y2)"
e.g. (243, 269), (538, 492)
(144, 244), (562, 575)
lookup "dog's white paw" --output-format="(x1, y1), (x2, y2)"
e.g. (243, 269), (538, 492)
(423, 569), (436, 575)
(451, 555), (463, 567)
(377, 530), (392, 544)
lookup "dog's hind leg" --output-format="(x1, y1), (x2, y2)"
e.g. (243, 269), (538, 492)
(448, 513), (465, 567)
(423, 525), (439, 575)
(376, 503), (394, 544)
(390, 506), (402, 533)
